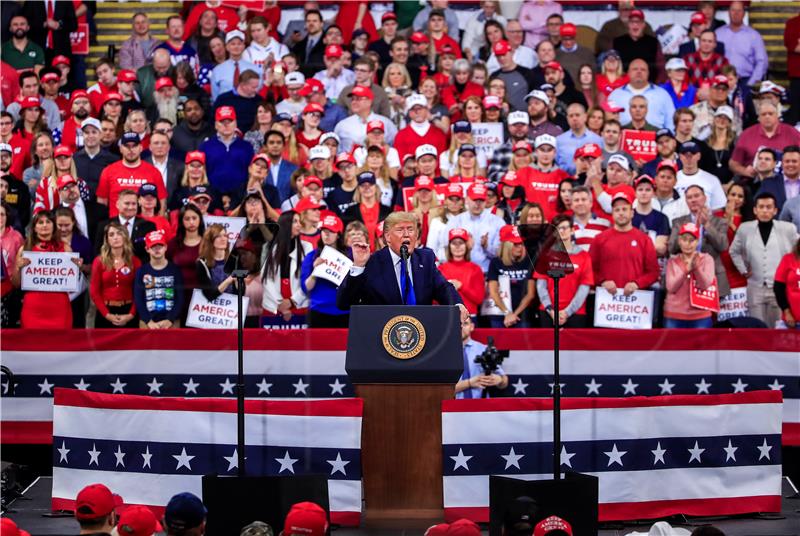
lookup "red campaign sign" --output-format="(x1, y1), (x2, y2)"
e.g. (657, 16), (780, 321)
(70, 22), (89, 55)
(620, 130), (657, 161)
(401, 183), (469, 211)
(221, 0), (267, 10)
(690, 275), (720, 313)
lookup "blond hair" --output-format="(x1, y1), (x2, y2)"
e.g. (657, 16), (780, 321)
(99, 221), (135, 270)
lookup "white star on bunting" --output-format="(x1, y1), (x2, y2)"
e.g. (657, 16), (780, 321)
(604, 443), (626, 467)
(142, 446), (153, 469)
(621, 378), (638, 395)
(183, 378), (200, 394)
(224, 449), (240, 472)
(113, 445), (126, 467)
(327, 452), (350, 475)
(88, 443), (101, 466)
(146, 377), (163, 394)
(651, 442), (666, 465)
(110, 377), (127, 394)
(38, 378), (54, 395)
(501, 446), (524, 470)
(767, 379), (784, 391)
(275, 451), (298, 473)
(74, 378), (91, 391)
(731, 378), (748, 393)
(757, 438), (772, 461)
(57, 441), (70, 463)
(584, 378), (602, 395)
(695, 378), (712, 394)
(657, 378), (675, 395)
(688, 441), (705, 463)
(723, 439), (738, 462)
(256, 378), (272, 395)
(511, 378), (529, 395)
(560, 445), (575, 468)
(292, 378), (309, 395)
(450, 448), (472, 471)
(329, 378), (345, 395)
(219, 378), (235, 395)
(173, 447), (195, 470)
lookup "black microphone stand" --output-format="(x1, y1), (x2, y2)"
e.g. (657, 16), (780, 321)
(232, 268), (249, 477)
(547, 267), (566, 480)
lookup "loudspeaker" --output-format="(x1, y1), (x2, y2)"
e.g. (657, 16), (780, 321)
(202, 474), (329, 536)
(489, 473), (599, 536)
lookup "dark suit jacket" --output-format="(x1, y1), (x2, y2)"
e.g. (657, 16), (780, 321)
(21, 0), (77, 54)
(65, 199), (108, 244)
(336, 246), (462, 309)
(756, 175), (790, 211)
(668, 213), (730, 296)
(341, 203), (393, 228)
(678, 39), (725, 58)
(94, 216), (156, 262)
(265, 160), (299, 204)
(292, 34), (325, 77)
(143, 155), (185, 201)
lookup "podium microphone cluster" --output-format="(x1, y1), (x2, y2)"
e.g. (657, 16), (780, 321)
(400, 244), (410, 261)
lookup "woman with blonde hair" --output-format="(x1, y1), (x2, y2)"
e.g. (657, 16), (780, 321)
(487, 224), (535, 328)
(410, 176), (440, 244)
(440, 121), (487, 178)
(272, 116), (308, 166)
(382, 62), (412, 129)
(595, 49), (628, 97)
(360, 145), (395, 209)
(123, 109), (151, 149)
(168, 150), (220, 210)
(90, 221), (141, 328)
(196, 223), (235, 301)
(448, 144), (486, 183)
(354, 119), (400, 179)
(507, 140), (534, 172)
(461, 95), (485, 124)
(34, 145), (88, 213)
(22, 131), (54, 196)
(700, 106), (736, 185)
(427, 183), (467, 261)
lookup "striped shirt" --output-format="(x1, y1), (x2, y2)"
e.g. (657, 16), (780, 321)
(573, 216), (610, 252)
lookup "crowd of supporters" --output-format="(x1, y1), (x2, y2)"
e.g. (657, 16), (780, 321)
(1, 0), (800, 330)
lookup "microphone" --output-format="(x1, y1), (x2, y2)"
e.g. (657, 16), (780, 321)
(400, 244), (409, 261)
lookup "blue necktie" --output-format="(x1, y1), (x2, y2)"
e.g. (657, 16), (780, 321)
(462, 346), (473, 399)
(400, 259), (416, 305)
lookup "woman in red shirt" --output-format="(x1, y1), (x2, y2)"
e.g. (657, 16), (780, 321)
(296, 103), (324, 152)
(438, 227), (485, 321)
(774, 238), (800, 329)
(441, 59), (485, 122)
(595, 49), (629, 97)
(90, 221), (141, 328)
(13, 210), (77, 328)
(534, 215), (594, 328)
(713, 181), (751, 290)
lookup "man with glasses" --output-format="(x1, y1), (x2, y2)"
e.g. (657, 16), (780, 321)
(56, 173), (107, 241)
(73, 117), (120, 198)
(337, 58), (391, 117)
(337, 210), (468, 320)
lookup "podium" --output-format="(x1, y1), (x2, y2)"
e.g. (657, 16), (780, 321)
(345, 305), (462, 528)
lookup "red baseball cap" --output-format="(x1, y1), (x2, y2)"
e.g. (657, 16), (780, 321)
(445, 183), (463, 197)
(414, 175), (434, 191)
(54, 145), (73, 158)
(690, 12), (706, 25)
(611, 189), (634, 205)
(425, 523), (450, 536)
(294, 196), (323, 212)
(20, 96), (41, 110)
(0, 518), (31, 536)
(575, 143), (602, 159)
(712, 74), (730, 87)
(215, 106), (236, 121)
(534, 515), (573, 536)
(500, 171), (519, 187)
(467, 183), (487, 201)
(303, 102), (325, 115)
(483, 95), (502, 109)
(185, 151), (206, 165)
(321, 214), (343, 233)
(56, 174), (77, 189)
(103, 92), (122, 104)
(492, 39), (511, 56)
(144, 230), (168, 249)
(679, 221), (700, 239)
(41, 72), (60, 83)
(117, 505), (163, 536)
(299, 78), (325, 97)
(559, 23), (577, 37)
(349, 85), (374, 100)
(251, 153), (270, 167)
(629, 9), (645, 20)
(634, 174), (656, 188)
(513, 140), (532, 153)
(381, 12), (397, 23)
(118, 70), (137, 83)
(500, 224), (522, 244)
(52, 55), (70, 67)
(283, 502), (328, 536)
(70, 89), (90, 104)
(657, 160), (678, 173)
(543, 61), (563, 72)
(155, 77), (174, 91)
(324, 44), (343, 58)
(448, 227), (470, 242)
(601, 100), (624, 113)
(366, 119), (385, 132)
(410, 32), (429, 44)
(335, 152), (356, 168)
(303, 175), (323, 188)
(75, 483), (122, 521)
(447, 519), (482, 536)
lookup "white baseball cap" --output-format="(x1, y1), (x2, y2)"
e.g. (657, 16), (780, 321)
(607, 153), (631, 171)
(507, 111), (529, 126)
(225, 30), (246, 44)
(524, 90), (549, 106)
(285, 72), (306, 87)
(309, 144), (331, 160)
(81, 117), (102, 131)
(0, 143), (11, 154)
(665, 57), (688, 71)
(404, 92), (428, 112)
(713, 105), (734, 122)
(319, 132), (340, 145)
(415, 144), (438, 159)
(534, 134), (557, 149)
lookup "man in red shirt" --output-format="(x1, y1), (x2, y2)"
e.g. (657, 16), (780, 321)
(59, 90), (92, 151)
(730, 101), (800, 178)
(590, 190), (660, 296)
(427, 9), (461, 58)
(520, 134), (569, 220)
(96, 132), (166, 216)
(394, 93), (447, 163)
(87, 57), (118, 114)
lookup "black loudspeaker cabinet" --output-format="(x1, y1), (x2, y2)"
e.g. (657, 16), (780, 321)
(489, 472), (599, 536)
(202, 474), (330, 535)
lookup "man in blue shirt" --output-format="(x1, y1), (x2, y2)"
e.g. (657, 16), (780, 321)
(609, 59), (676, 131)
(556, 103), (604, 175)
(455, 318), (508, 399)
(210, 30), (262, 103)
(199, 106), (254, 206)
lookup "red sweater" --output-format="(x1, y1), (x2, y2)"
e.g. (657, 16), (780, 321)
(518, 167), (570, 221)
(97, 160), (167, 216)
(394, 124), (448, 167)
(90, 256), (142, 316)
(438, 260), (486, 314)
(589, 227), (659, 289)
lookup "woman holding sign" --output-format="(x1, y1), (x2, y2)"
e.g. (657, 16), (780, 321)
(168, 204), (205, 322)
(664, 222), (716, 328)
(486, 224), (535, 328)
(91, 222), (141, 328)
(300, 214), (350, 328)
(13, 211), (77, 329)
(196, 224), (235, 301)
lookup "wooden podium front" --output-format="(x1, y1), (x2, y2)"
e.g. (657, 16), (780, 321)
(355, 383), (454, 528)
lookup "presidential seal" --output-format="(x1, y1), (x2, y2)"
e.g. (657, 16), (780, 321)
(382, 315), (426, 360)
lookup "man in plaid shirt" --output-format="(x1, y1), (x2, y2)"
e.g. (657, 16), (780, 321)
(683, 30), (729, 87)
(487, 111), (534, 182)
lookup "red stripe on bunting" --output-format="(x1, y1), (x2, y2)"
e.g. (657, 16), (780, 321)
(53, 389), (364, 417)
(4, 329), (799, 352)
(785, 423), (800, 445)
(0, 421), (52, 444)
(442, 390), (783, 413)
(51, 498), (360, 527)
(444, 494), (781, 523)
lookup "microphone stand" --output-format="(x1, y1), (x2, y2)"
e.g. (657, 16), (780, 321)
(232, 268), (249, 477)
(547, 267), (565, 480)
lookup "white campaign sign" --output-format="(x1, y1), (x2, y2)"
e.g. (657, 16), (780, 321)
(185, 289), (249, 329)
(718, 286), (748, 321)
(311, 246), (354, 286)
(20, 252), (80, 292)
(471, 122), (504, 163)
(593, 287), (654, 330)
(203, 215), (246, 248)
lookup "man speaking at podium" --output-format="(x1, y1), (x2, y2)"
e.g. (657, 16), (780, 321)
(337, 212), (470, 321)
